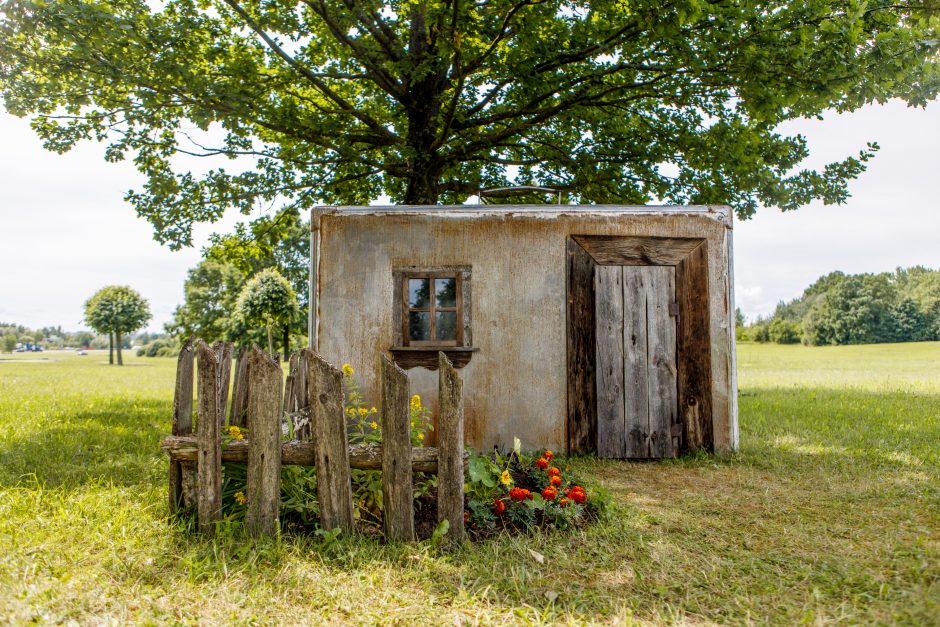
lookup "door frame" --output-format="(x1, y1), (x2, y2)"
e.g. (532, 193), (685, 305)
(566, 235), (713, 455)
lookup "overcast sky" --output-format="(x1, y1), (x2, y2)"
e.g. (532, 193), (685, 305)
(1, 99), (938, 333)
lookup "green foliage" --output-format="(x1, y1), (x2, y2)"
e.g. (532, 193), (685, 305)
(166, 259), (246, 343)
(1, 334), (16, 352)
(136, 337), (179, 358)
(232, 268), (298, 353)
(83, 286), (152, 336)
(4, 1), (939, 249)
(768, 318), (801, 345)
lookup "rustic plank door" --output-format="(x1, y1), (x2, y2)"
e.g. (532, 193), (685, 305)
(595, 265), (678, 458)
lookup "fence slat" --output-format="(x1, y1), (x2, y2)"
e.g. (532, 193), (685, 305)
(305, 349), (355, 532)
(196, 341), (223, 533)
(169, 337), (194, 513)
(229, 348), (249, 428)
(246, 346), (282, 537)
(381, 355), (414, 542)
(437, 352), (465, 542)
(213, 341), (233, 427)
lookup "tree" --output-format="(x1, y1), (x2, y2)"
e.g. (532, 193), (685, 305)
(233, 269), (298, 356)
(3, 1), (939, 249)
(1, 334), (16, 352)
(166, 259), (246, 343)
(84, 286), (152, 365)
(768, 318), (801, 344)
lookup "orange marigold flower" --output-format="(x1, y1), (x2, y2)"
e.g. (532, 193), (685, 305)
(547, 467), (561, 477)
(544, 450), (554, 460)
(541, 486), (558, 500)
(559, 497), (570, 507)
(493, 499), (506, 515)
(535, 457), (549, 470)
(509, 487), (527, 502)
(567, 486), (587, 504)
(463, 511), (470, 523)
(550, 475), (562, 487)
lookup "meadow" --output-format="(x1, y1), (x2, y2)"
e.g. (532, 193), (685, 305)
(0, 344), (937, 624)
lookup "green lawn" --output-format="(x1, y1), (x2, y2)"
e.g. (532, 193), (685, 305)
(0, 345), (937, 624)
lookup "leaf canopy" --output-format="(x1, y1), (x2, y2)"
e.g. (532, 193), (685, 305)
(83, 285), (152, 334)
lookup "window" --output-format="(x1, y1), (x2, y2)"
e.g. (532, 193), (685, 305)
(402, 273), (463, 346)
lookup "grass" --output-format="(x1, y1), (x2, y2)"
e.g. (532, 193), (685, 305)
(0, 344), (937, 624)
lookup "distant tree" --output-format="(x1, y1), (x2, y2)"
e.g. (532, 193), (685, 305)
(233, 269), (298, 356)
(84, 286), (153, 365)
(166, 259), (245, 343)
(768, 318), (801, 344)
(892, 297), (932, 343)
(1, 334), (16, 352)
(71, 331), (95, 348)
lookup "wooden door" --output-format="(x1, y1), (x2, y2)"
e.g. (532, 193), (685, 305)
(595, 265), (678, 458)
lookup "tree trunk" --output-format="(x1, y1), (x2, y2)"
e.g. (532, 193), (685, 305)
(283, 324), (290, 358)
(266, 324), (274, 357)
(109, 332), (114, 364)
(116, 331), (123, 366)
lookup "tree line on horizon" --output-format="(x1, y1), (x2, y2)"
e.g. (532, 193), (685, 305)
(738, 266), (940, 346)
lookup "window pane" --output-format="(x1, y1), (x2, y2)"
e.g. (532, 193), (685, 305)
(435, 311), (457, 341)
(408, 312), (430, 342)
(435, 277), (457, 307)
(408, 278), (430, 308)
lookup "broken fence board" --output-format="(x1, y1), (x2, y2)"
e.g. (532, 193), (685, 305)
(305, 349), (355, 533)
(229, 348), (249, 428)
(196, 341), (223, 533)
(437, 352), (465, 543)
(246, 347), (282, 537)
(169, 337), (194, 514)
(381, 355), (414, 542)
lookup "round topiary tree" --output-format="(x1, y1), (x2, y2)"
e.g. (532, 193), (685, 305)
(233, 268), (298, 357)
(84, 286), (152, 366)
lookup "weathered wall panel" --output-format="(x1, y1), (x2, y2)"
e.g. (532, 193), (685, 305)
(315, 206), (735, 452)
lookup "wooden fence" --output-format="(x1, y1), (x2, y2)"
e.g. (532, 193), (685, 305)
(163, 338), (465, 542)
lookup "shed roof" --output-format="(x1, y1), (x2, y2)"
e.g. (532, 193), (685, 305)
(312, 204), (733, 229)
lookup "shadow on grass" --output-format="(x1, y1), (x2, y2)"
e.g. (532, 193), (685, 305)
(0, 397), (169, 487)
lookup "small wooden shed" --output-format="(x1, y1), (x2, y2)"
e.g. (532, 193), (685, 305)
(310, 205), (737, 458)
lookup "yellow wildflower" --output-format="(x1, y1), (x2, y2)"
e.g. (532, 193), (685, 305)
(234, 491), (246, 505)
(410, 394), (421, 410)
(370, 421), (379, 430)
(500, 470), (512, 485)
(417, 433), (424, 441)
(227, 425), (244, 440)
(342, 363), (354, 376)
(370, 407), (377, 413)
(358, 407), (368, 416)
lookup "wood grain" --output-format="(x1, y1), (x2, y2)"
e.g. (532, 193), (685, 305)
(389, 347), (476, 370)
(675, 242), (713, 451)
(306, 349), (355, 532)
(437, 352), (464, 543)
(213, 341), (233, 427)
(644, 266), (678, 458)
(196, 341), (222, 533)
(572, 235), (704, 266)
(170, 337), (194, 513)
(566, 237), (597, 454)
(595, 265), (625, 458)
(229, 348), (249, 428)
(622, 267), (650, 458)
(381, 355), (414, 542)
(246, 347), (282, 537)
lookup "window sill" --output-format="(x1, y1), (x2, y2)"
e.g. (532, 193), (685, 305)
(389, 346), (478, 370)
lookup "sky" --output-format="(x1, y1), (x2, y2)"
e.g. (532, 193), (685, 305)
(1, 99), (938, 333)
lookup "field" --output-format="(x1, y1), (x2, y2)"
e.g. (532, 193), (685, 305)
(0, 344), (937, 624)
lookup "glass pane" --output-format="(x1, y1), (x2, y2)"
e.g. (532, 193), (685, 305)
(435, 277), (457, 307)
(435, 311), (457, 341)
(408, 312), (430, 342)
(408, 278), (430, 308)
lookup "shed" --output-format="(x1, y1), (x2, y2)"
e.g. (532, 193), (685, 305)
(310, 205), (737, 457)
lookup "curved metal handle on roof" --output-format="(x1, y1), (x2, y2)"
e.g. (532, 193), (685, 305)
(479, 185), (562, 204)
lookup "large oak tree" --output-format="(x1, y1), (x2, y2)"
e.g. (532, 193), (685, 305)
(2, 0), (939, 249)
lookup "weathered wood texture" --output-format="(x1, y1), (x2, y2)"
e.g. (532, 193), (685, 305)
(437, 352), (464, 542)
(229, 348), (249, 428)
(246, 347), (282, 537)
(389, 347), (476, 370)
(566, 238), (597, 453)
(676, 242), (713, 451)
(572, 235), (703, 266)
(169, 337), (194, 513)
(212, 341), (233, 426)
(161, 437), (460, 472)
(283, 351), (311, 440)
(196, 341), (223, 532)
(381, 355), (414, 542)
(595, 266), (678, 459)
(305, 349), (355, 532)
(595, 266), (625, 458)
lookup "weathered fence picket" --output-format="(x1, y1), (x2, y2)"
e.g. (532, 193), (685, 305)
(246, 347), (282, 537)
(306, 349), (355, 532)
(213, 340), (233, 427)
(437, 352), (465, 542)
(169, 336), (194, 513)
(381, 355), (414, 542)
(196, 341), (224, 533)
(283, 350), (311, 440)
(229, 348), (249, 428)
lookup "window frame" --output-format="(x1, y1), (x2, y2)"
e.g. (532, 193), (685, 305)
(401, 271), (464, 347)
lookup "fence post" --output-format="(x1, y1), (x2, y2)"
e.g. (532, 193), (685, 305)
(246, 346), (282, 537)
(196, 341), (223, 533)
(437, 352), (465, 542)
(229, 347), (249, 428)
(213, 341), (233, 427)
(169, 337), (194, 513)
(305, 349), (355, 532)
(381, 355), (414, 542)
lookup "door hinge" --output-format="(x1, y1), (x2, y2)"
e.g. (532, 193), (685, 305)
(669, 302), (680, 317)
